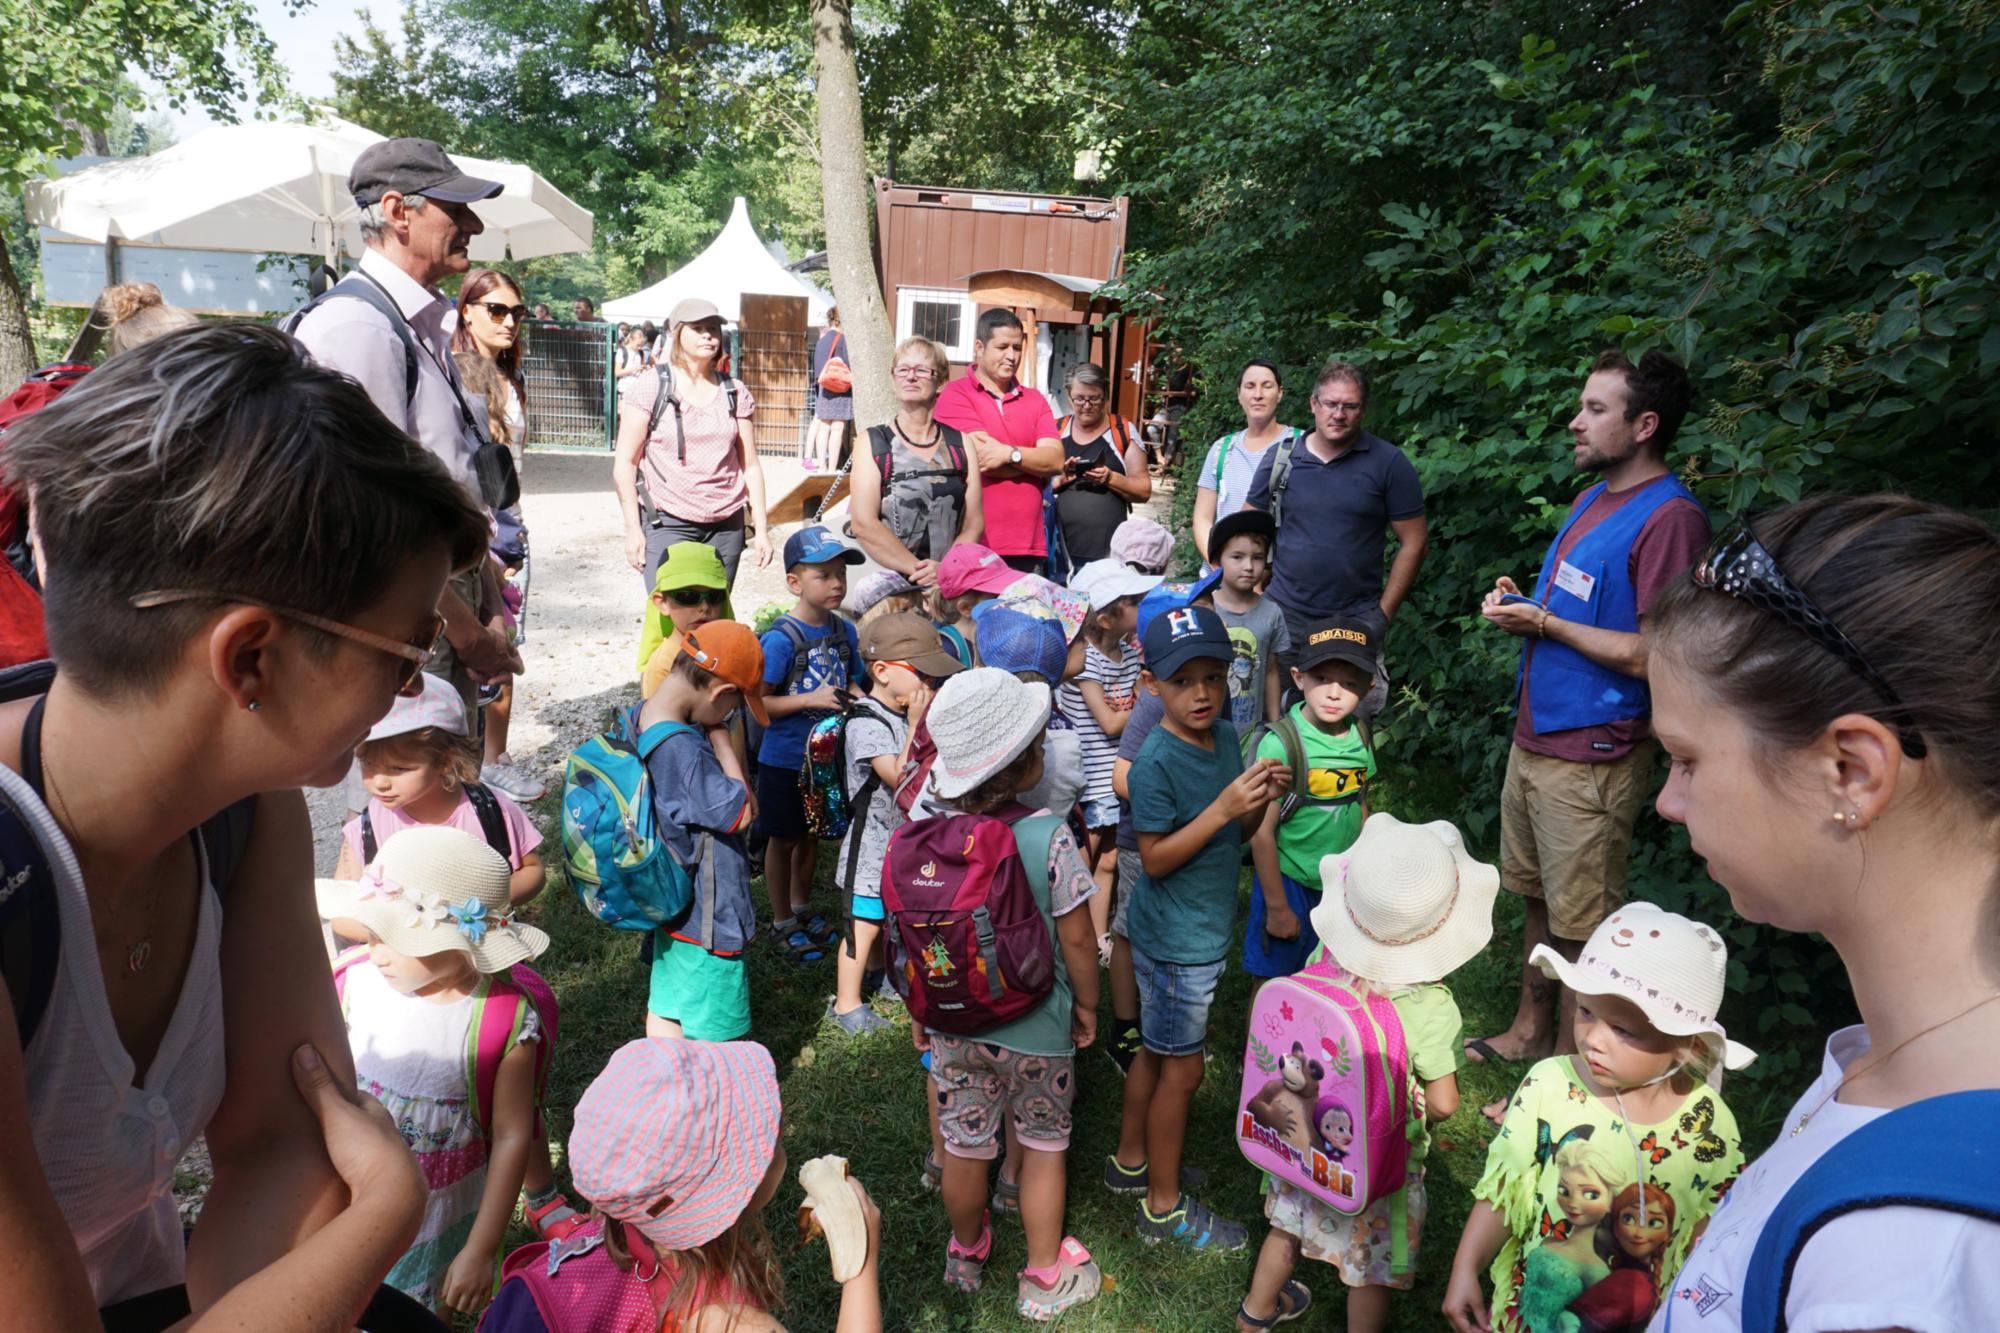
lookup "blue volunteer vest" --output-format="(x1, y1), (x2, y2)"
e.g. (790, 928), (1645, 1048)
(1520, 474), (1702, 735)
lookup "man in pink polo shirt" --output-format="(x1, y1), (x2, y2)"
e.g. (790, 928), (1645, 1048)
(932, 309), (1065, 574)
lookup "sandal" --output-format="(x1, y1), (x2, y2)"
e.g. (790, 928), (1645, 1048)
(1236, 1279), (1312, 1329)
(770, 923), (826, 964)
(943, 1212), (991, 1292)
(992, 1170), (1021, 1215)
(1017, 1237), (1102, 1321)
(919, 1150), (943, 1194)
(522, 1191), (585, 1243)
(796, 910), (837, 945)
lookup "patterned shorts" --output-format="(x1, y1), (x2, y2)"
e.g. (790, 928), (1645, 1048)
(1264, 1175), (1427, 1290)
(929, 1035), (1076, 1159)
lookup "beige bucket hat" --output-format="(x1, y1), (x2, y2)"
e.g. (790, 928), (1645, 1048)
(316, 825), (548, 972)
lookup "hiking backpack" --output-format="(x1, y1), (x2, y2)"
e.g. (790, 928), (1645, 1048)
(332, 946), (558, 1140)
(360, 780), (513, 863)
(866, 422), (969, 490)
(1210, 426), (1300, 520)
(1733, 1090), (2000, 1333)
(282, 272), (519, 510)
(561, 708), (699, 932)
(0, 660), (255, 1050)
(891, 714), (940, 818)
(1264, 429), (1303, 530)
(769, 614), (861, 699)
(879, 807), (1063, 1036)
(643, 363), (741, 467)
(1242, 711), (1374, 824)
(816, 330), (851, 394)
(799, 693), (897, 843)
(1237, 954), (1414, 1216)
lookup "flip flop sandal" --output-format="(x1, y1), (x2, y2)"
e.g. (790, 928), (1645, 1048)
(943, 1213), (992, 1293)
(771, 924), (826, 964)
(1235, 1279), (1312, 1329)
(1463, 1036), (1506, 1065)
(1016, 1237), (1103, 1321)
(919, 1150), (943, 1194)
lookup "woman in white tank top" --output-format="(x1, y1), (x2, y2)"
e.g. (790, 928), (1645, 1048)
(0, 326), (495, 1329)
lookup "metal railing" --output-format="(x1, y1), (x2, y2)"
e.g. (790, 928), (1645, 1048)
(520, 320), (615, 451)
(735, 327), (814, 460)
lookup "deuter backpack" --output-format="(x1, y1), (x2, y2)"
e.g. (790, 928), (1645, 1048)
(561, 708), (698, 933)
(1237, 955), (1415, 1220)
(891, 714), (940, 818)
(879, 806), (1062, 1036)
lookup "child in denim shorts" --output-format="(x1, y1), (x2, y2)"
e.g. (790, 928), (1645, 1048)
(1114, 605), (1290, 1253)
(916, 668), (1105, 1321)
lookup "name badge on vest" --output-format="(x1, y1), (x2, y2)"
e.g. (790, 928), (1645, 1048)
(1553, 560), (1597, 603)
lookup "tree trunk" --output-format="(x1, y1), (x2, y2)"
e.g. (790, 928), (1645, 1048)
(0, 236), (37, 396)
(809, 0), (895, 428)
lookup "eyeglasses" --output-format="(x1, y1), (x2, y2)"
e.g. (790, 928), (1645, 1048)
(476, 301), (527, 324)
(665, 587), (727, 609)
(1069, 394), (1106, 408)
(1692, 515), (1927, 758)
(892, 366), (936, 381)
(1313, 398), (1364, 416)
(130, 589), (445, 697)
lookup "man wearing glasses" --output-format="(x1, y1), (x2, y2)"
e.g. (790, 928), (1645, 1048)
(1245, 360), (1427, 692)
(1465, 349), (1709, 1118)
(292, 138), (523, 734)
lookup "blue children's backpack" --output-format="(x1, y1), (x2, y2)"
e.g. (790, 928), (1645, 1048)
(561, 707), (697, 932)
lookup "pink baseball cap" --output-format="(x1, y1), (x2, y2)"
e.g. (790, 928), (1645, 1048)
(568, 1039), (782, 1250)
(938, 543), (1023, 600)
(366, 672), (465, 740)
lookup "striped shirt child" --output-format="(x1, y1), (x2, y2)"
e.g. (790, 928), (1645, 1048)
(1058, 636), (1142, 826)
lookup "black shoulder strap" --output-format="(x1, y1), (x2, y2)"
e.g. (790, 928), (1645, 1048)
(198, 796), (257, 894)
(868, 424), (896, 485)
(0, 763), (58, 1052)
(774, 615), (810, 694)
(360, 805), (378, 864)
(289, 274), (421, 405)
(939, 424), (969, 474)
(461, 782), (513, 860)
(645, 364), (689, 466)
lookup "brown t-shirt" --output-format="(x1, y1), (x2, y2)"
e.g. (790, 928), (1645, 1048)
(1513, 475), (1711, 762)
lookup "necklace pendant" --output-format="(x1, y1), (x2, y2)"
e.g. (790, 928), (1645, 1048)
(127, 940), (151, 975)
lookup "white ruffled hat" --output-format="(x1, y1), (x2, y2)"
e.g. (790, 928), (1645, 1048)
(1310, 813), (1498, 987)
(925, 667), (1052, 800)
(1531, 902), (1755, 1072)
(316, 825), (547, 973)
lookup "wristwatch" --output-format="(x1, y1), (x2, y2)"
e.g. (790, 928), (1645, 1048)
(1008, 447), (1023, 466)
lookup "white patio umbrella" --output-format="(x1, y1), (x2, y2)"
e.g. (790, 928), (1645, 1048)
(24, 114), (592, 263)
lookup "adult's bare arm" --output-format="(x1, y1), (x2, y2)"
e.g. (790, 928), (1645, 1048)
(613, 402), (652, 573)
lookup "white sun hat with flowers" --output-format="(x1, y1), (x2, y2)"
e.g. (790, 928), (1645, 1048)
(316, 825), (547, 972)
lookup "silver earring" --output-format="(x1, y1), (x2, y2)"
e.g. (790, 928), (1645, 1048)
(246, 700), (262, 713)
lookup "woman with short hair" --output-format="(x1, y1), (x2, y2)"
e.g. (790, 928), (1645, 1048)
(1052, 361), (1152, 578)
(847, 335), (983, 590)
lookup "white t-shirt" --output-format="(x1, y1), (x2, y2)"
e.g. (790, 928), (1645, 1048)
(1651, 1024), (2000, 1333)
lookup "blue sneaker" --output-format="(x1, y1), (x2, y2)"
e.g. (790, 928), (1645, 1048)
(1135, 1194), (1248, 1252)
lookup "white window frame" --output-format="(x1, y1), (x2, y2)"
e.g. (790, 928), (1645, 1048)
(896, 286), (975, 361)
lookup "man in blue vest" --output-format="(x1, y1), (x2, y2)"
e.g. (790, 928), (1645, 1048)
(1463, 349), (1709, 1120)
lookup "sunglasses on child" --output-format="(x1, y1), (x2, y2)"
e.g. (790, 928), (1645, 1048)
(130, 589), (445, 697)
(664, 587), (727, 609)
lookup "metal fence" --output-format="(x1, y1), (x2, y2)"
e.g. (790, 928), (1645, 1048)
(521, 320), (614, 451)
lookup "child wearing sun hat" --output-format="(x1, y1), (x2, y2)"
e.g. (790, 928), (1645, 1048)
(1237, 812), (1496, 1333)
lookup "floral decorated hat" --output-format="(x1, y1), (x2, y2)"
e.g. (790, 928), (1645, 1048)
(315, 825), (547, 972)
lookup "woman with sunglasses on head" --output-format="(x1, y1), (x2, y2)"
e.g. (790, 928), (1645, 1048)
(0, 325), (492, 1331)
(847, 335), (983, 591)
(614, 298), (774, 592)
(452, 268), (542, 802)
(1635, 496), (2000, 1332)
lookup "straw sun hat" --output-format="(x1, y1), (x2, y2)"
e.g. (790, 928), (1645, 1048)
(925, 667), (1052, 800)
(1310, 812), (1498, 987)
(315, 825), (548, 972)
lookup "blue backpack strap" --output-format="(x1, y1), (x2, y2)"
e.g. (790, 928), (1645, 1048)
(632, 716), (696, 759)
(1741, 1089), (2000, 1332)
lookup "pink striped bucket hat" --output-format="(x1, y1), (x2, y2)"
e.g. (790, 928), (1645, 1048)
(568, 1038), (782, 1250)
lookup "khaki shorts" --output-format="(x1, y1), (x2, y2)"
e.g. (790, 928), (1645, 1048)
(1499, 741), (1657, 942)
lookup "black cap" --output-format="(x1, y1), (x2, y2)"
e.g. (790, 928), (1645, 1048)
(1141, 603), (1233, 679)
(1207, 508), (1277, 566)
(350, 138), (503, 207)
(1296, 616), (1379, 675)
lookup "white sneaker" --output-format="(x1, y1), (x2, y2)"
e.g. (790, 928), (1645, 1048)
(480, 759), (546, 802)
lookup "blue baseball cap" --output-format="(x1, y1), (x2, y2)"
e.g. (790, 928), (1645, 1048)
(782, 525), (863, 570)
(1141, 603), (1233, 680)
(971, 595), (1069, 684)
(1134, 566), (1224, 644)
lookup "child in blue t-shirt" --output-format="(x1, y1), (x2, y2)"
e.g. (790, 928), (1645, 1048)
(757, 525), (864, 964)
(1114, 604), (1291, 1253)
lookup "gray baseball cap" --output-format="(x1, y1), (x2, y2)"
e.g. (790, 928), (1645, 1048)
(350, 138), (503, 207)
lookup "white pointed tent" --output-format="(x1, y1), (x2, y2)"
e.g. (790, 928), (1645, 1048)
(603, 197), (831, 324)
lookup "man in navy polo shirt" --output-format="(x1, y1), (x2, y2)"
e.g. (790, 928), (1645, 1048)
(1244, 360), (1427, 688)
(1464, 348), (1709, 1121)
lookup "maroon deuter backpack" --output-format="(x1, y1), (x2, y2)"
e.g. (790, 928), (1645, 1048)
(879, 804), (1062, 1035)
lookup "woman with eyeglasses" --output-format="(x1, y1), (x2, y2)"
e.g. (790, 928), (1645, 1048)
(1192, 359), (1298, 566)
(1051, 362), (1152, 582)
(847, 336), (983, 591)
(451, 269), (542, 802)
(1633, 496), (2000, 1332)
(0, 325), (492, 1331)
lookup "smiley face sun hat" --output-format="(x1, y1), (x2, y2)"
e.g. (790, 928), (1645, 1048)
(1310, 812), (1498, 988)
(1531, 902), (1756, 1072)
(315, 825), (548, 972)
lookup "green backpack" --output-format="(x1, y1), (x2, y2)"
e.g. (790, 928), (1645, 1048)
(1242, 710), (1374, 824)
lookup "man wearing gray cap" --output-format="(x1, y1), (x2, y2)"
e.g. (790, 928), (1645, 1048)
(291, 137), (522, 715)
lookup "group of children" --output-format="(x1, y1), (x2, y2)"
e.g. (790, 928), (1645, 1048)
(305, 509), (1753, 1332)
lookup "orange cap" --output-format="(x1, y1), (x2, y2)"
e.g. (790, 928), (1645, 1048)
(681, 622), (769, 725)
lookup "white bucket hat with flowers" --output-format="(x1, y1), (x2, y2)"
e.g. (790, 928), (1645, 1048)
(1532, 901), (1755, 1073)
(1310, 812), (1499, 987)
(925, 667), (1053, 800)
(316, 824), (547, 972)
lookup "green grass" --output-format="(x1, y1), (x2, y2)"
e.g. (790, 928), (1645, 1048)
(495, 760), (1803, 1331)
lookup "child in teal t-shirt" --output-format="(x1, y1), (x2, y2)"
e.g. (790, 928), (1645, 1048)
(1244, 615), (1380, 980)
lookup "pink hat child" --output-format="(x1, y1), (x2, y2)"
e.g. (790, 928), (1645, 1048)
(938, 542), (1023, 600)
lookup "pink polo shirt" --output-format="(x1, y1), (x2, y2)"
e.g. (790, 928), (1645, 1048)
(933, 373), (1059, 558)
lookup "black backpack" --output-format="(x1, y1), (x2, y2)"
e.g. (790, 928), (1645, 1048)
(0, 660), (255, 1050)
(283, 271), (520, 511)
(359, 781), (512, 863)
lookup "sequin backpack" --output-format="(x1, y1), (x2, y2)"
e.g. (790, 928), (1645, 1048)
(799, 694), (898, 841)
